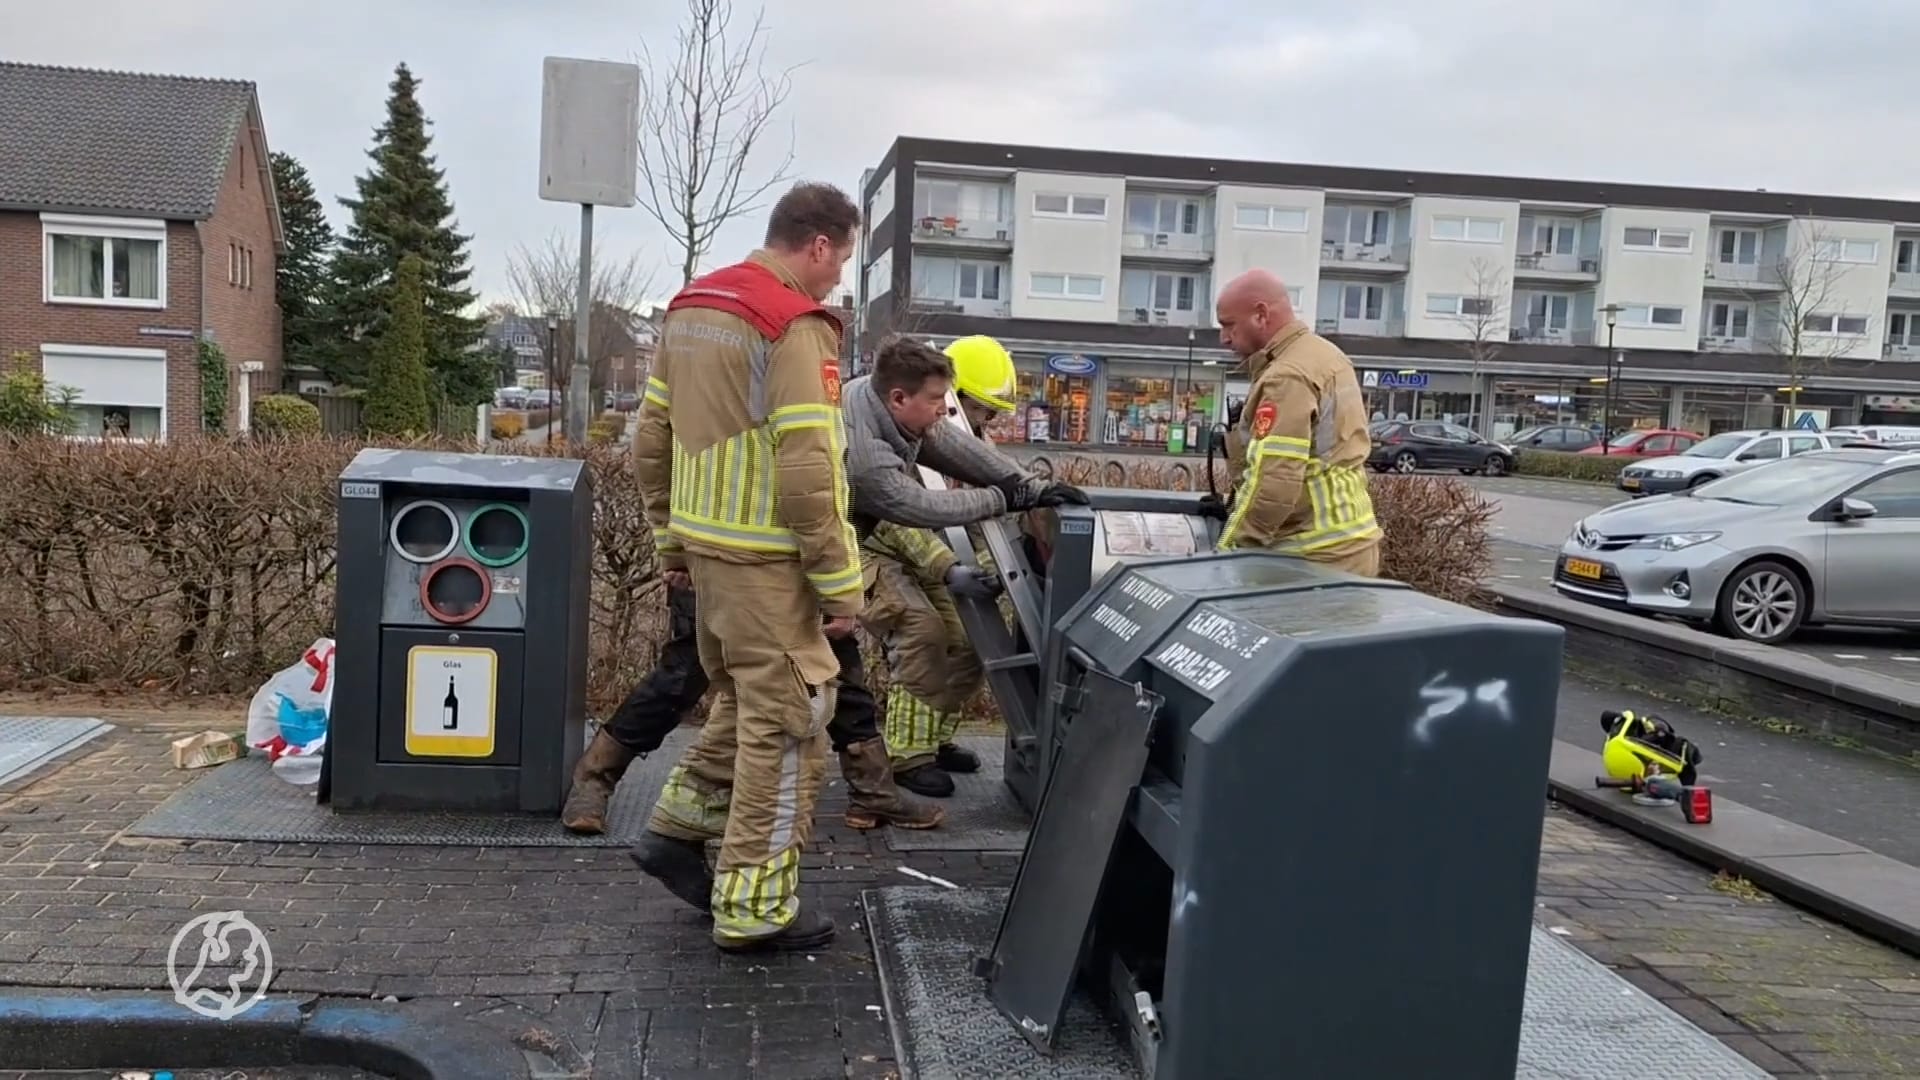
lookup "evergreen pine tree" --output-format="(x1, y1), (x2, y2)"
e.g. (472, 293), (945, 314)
(327, 62), (485, 396)
(361, 255), (434, 437)
(269, 151), (336, 377)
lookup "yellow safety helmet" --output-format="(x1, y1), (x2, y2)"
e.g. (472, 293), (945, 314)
(943, 335), (1017, 412)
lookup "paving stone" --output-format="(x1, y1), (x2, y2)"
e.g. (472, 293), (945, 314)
(0, 720), (1917, 1076)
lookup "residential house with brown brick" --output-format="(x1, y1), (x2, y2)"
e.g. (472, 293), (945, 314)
(0, 62), (284, 439)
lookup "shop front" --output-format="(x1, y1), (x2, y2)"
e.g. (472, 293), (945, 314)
(986, 351), (1226, 454)
(1352, 369), (1479, 426)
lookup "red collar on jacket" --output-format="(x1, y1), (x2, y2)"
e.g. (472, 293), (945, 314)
(668, 254), (844, 341)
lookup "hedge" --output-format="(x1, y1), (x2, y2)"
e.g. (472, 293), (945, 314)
(0, 438), (1492, 714)
(1513, 449), (1647, 483)
(253, 394), (323, 438)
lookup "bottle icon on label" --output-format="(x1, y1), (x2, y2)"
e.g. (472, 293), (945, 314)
(442, 675), (460, 731)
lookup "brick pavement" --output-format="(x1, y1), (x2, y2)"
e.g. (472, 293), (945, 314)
(1, 705), (1917, 1078)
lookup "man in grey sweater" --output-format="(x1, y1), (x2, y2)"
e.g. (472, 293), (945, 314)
(844, 336), (1087, 796)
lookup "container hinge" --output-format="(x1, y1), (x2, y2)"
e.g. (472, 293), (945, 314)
(1017, 1016), (1052, 1041)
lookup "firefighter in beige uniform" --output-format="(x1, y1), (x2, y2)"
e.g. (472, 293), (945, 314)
(1209, 268), (1383, 575)
(628, 182), (865, 953)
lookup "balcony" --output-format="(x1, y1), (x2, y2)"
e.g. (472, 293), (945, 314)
(1317, 316), (1402, 338)
(1508, 320), (1593, 346)
(1512, 252), (1599, 281)
(1320, 240), (1408, 273)
(1885, 341), (1920, 362)
(911, 215), (1013, 250)
(1121, 229), (1213, 261)
(1121, 305), (1204, 329)
(1700, 334), (1758, 354)
(1891, 269), (1920, 296)
(1703, 261), (1781, 290)
(906, 296), (1010, 320)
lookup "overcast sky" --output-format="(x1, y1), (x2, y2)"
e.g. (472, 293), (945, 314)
(12, 0), (1916, 309)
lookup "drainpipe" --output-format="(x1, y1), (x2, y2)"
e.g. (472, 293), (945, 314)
(195, 220), (210, 436)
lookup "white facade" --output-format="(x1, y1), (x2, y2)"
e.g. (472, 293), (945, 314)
(1212, 184), (1325, 321)
(1404, 196), (1521, 342)
(1009, 171), (1125, 322)
(1589, 208), (1712, 350)
(882, 158), (1920, 367)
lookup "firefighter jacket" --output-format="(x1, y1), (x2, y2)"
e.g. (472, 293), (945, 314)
(1219, 321), (1381, 560)
(631, 251), (864, 617)
(842, 374), (1025, 540)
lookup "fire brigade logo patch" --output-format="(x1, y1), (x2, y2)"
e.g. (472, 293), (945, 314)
(1251, 402), (1276, 438)
(821, 361), (842, 406)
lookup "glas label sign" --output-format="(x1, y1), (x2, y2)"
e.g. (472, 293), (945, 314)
(405, 646), (498, 757)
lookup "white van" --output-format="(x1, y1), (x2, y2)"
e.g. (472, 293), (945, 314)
(1828, 425), (1920, 445)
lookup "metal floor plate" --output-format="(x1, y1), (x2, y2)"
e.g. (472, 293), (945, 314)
(123, 726), (698, 847)
(866, 886), (1770, 1080)
(0, 716), (114, 789)
(888, 735), (1031, 853)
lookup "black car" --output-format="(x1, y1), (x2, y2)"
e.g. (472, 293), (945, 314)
(1368, 420), (1516, 476)
(1506, 424), (1601, 452)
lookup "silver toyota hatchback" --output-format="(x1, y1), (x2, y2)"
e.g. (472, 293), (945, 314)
(1554, 449), (1920, 644)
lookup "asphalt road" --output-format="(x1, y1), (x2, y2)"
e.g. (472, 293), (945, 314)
(1470, 476), (1920, 686)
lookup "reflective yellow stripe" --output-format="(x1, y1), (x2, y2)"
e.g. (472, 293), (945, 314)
(713, 844), (802, 941)
(769, 403), (835, 436)
(807, 563), (865, 597)
(644, 376), (670, 408)
(1221, 445), (1377, 553)
(1254, 434), (1310, 460)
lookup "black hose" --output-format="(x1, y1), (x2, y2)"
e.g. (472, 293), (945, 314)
(1206, 423), (1228, 501)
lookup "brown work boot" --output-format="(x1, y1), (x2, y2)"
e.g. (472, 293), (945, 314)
(560, 728), (638, 834)
(840, 738), (945, 830)
(717, 909), (836, 953)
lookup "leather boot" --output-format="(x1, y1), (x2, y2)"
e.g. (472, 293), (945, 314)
(840, 738), (944, 830)
(561, 729), (638, 835)
(630, 832), (712, 913)
(717, 908), (836, 953)
(896, 762), (956, 798)
(936, 742), (981, 774)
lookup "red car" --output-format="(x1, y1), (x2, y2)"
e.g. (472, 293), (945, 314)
(1577, 428), (1702, 457)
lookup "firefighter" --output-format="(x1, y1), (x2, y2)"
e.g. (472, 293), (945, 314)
(625, 182), (866, 953)
(843, 335), (1087, 797)
(1206, 268), (1382, 575)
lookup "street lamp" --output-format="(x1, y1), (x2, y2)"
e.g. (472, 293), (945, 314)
(1599, 304), (1622, 454)
(545, 314), (559, 445)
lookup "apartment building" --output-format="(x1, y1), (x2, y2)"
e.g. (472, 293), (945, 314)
(0, 62), (284, 438)
(857, 137), (1920, 450)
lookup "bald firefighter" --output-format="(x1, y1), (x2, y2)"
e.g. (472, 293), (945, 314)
(844, 335), (1088, 796)
(627, 182), (865, 953)
(1208, 269), (1382, 574)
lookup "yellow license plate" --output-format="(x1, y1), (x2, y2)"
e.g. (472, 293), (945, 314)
(1620, 477), (1641, 489)
(1564, 558), (1604, 580)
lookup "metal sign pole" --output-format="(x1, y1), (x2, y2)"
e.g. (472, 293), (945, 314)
(569, 203), (594, 445)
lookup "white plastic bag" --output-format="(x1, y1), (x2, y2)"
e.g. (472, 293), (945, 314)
(245, 638), (335, 786)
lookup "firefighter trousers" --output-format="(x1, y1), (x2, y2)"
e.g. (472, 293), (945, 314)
(1308, 540), (1382, 578)
(604, 582), (879, 756)
(644, 556), (840, 944)
(861, 552), (983, 770)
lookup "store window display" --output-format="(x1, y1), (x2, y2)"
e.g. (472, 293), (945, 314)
(1103, 369), (1216, 452)
(994, 367), (1094, 445)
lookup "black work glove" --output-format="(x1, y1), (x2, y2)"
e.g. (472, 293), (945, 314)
(994, 473), (1041, 512)
(1034, 482), (1090, 508)
(1196, 493), (1233, 521)
(944, 564), (1004, 599)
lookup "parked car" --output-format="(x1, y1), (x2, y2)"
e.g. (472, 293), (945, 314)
(1368, 420), (1516, 476)
(1577, 428), (1701, 457)
(1828, 424), (1920, 446)
(1507, 424), (1601, 453)
(1615, 429), (1846, 495)
(1553, 448), (1920, 644)
(614, 391), (639, 412)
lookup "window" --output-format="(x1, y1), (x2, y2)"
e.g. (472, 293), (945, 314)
(1803, 312), (1870, 336)
(1288, 286), (1304, 310)
(1707, 301), (1752, 339)
(42, 214), (166, 306)
(957, 261), (1002, 301)
(1127, 194), (1205, 236)
(1622, 226), (1693, 252)
(1525, 218), (1578, 255)
(1716, 228), (1760, 266)
(1341, 283), (1384, 320)
(1121, 269), (1203, 313)
(1234, 204), (1309, 232)
(1033, 192), (1107, 219)
(1523, 293), (1572, 332)
(1424, 294), (1491, 317)
(864, 249), (893, 301)
(1847, 468), (1920, 518)
(1324, 206), (1391, 246)
(1640, 435), (1675, 454)
(1029, 272), (1104, 300)
(1898, 239), (1919, 274)
(40, 344), (168, 440)
(1430, 215), (1504, 243)
(1618, 303), (1686, 328)
(915, 178), (1009, 223)
(1811, 237), (1880, 264)
(1890, 312), (1920, 345)
(1741, 437), (1783, 461)
(1788, 436), (1823, 456)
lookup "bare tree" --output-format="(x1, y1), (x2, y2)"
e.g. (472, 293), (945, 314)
(1448, 257), (1510, 436)
(636, 0), (798, 285)
(505, 230), (657, 404)
(1744, 223), (1859, 423)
